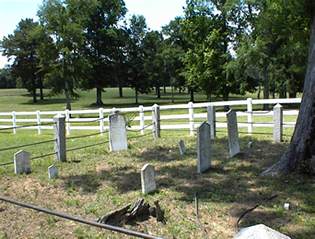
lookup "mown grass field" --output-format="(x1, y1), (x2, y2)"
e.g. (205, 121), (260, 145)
(0, 127), (314, 239)
(0, 87), (293, 112)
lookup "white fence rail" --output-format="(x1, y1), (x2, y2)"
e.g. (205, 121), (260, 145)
(0, 98), (301, 135)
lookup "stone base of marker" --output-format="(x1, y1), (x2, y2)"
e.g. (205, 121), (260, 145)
(141, 164), (156, 194)
(234, 224), (291, 239)
(14, 150), (31, 174)
(48, 165), (58, 179)
(178, 140), (186, 156)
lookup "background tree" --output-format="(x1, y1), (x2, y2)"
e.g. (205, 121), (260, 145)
(38, 0), (91, 110)
(0, 68), (15, 88)
(82, 0), (127, 106)
(1, 19), (45, 102)
(126, 15), (149, 104)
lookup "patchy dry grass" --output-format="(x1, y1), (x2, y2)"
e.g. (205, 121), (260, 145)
(0, 129), (314, 239)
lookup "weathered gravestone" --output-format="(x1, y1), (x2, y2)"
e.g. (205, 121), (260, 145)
(234, 224), (291, 239)
(14, 150), (31, 174)
(273, 103), (283, 143)
(109, 112), (128, 152)
(207, 105), (216, 140)
(141, 164), (156, 194)
(227, 110), (241, 157)
(178, 140), (186, 156)
(197, 122), (211, 173)
(48, 165), (58, 179)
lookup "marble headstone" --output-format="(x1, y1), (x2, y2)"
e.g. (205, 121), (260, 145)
(109, 113), (128, 152)
(48, 165), (58, 179)
(178, 140), (186, 156)
(14, 150), (31, 174)
(227, 110), (240, 157)
(141, 164), (156, 194)
(197, 122), (211, 173)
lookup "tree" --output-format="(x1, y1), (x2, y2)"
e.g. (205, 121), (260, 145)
(0, 68), (15, 88)
(1, 19), (46, 102)
(126, 15), (150, 104)
(262, 0), (315, 175)
(82, 0), (127, 106)
(38, 0), (90, 110)
(143, 30), (164, 98)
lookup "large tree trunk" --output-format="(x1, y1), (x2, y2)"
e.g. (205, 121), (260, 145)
(135, 87), (139, 104)
(119, 85), (123, 98)
(64, 80), (72, 111)
(156, 86), (161, 99)
(263, 66), (270, 110)
(262, 12), (315, 176)
(190, 88), (194, 102)
(96, 87), (104, 106)
(39, 77), (44, 100)
(32, 87), (37, 103)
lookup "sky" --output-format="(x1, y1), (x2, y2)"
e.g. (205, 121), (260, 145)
(0, 0), (186, 68)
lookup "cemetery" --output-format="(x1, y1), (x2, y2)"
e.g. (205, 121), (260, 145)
(0, 99), (313, 238)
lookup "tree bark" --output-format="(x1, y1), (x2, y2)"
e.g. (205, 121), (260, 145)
(64, 80), (72, 111)
(156, 86), (161, 99)
(263, 66), (270, 110)
(190, 88), (194, 102)
(32, 87), (37, 103)
(96, 87), (104, 106)
(135, 87), (139, 104)
(262, 13), (315, 176)
(119, 85), (123, 98)
(39, 77), (44, 100)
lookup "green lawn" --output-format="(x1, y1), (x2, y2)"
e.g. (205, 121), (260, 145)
(0, 88), (265, 112)
(0, 128), (314, 239)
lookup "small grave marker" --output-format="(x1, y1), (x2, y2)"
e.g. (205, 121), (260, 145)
(14, 150), (31, 174)
(48, 165), (58, 179)
(141, 164), (156, 194)
(227, 110), (240, 157)
(178, 140), (186, 156)
(109, 112), (128, 152)
(197, 122), (211, 173)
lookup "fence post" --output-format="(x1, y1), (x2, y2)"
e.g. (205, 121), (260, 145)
(139, 105), (145, 135)
(99, 108), (104, 133)
(247, 98), (253, 135)
(188, 102), (194, 136)
(273, 103), (283, 143)
(12, 111), (16, 134)
(65, 109), (70, 136)
(152, 104), (160, 139)
(207, 105), (216, 140)
(53, 114), (66, 162)
(36, 110), (41, 135)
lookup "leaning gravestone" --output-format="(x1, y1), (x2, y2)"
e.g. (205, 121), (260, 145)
(197, 122), (211, 173)
(178, 140), (186, 156)
(227, 110), (240, 157)
(141, 164), (156, 194)
(109, 112), (128, 152)
(14, 150), (31, 174)
(48, 165), (58, 179)
(234, 224), (291, 239)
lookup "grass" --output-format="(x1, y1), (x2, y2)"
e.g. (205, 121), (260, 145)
(0, 87), (288, 112)
(0, 127), (314, 239)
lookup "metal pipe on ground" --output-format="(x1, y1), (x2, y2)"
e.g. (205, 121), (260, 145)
(0, 195), (164, 239)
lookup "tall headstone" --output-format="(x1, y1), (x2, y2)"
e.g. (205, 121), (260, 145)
(273, 103), (283, 143)
(109, 112), (128, 152)
(227, 110), (240, 157)
(53, 114), (66, 162)
(197, 122), (211, 173)
(207, 105), (216, 140)
(152, 104), (160, 139)
(178, 140), (186, 156)
(141, 164), (156, 194)
(48, 165), (58, 179)
(14, 150), (31, 174)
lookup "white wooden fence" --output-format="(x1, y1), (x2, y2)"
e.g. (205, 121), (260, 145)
(0, 98), (301, 135)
